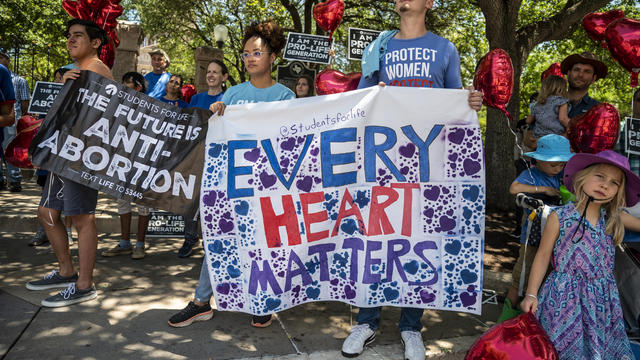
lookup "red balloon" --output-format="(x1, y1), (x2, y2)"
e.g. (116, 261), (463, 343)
(4, 116), (42, 169)
(540, 63), (564, 81)
(582, 9), (625, 47)
(313, 0), (345, 41)
(100, 38), (116, 68)
(473, 48), (514, 122)
(315, 68), (361, 95)
(568, 103), (620, 153)
(605, 18), (640, 88)
(181, 84), (197, 104)
(62, 0), (80, 18)
(465, 312), (558, 360)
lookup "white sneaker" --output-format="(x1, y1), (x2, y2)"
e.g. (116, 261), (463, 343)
(400, 331), (425, 360)
(341, 324), (375, 358)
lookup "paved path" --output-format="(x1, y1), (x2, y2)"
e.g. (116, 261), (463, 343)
(0, 180), (510, 359)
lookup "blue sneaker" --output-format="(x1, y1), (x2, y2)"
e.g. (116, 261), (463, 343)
(178, 239), (198, 258)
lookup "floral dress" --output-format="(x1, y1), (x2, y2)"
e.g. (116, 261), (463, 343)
(536, 203), (633, 360)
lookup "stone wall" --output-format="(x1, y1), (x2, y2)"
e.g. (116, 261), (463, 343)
(194, 47), (224, 93)
(112, 20), (143, 82)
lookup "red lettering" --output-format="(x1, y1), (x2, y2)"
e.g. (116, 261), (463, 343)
(368, 186), (399, 236)
(392, 183), (420, 236)
(331, 188), (367, 236)
(260, 195), (301, 248)
(300, 192), (330, 242)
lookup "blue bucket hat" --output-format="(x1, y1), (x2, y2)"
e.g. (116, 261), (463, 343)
(524, 134), (574, 162)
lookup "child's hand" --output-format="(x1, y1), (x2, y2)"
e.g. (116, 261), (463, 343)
(520, 295), (538, 314)
(541, 187), (561, 197)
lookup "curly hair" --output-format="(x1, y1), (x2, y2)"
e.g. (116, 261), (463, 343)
(242, 20), (286, 56)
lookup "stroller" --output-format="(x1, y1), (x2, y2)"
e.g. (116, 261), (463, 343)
(514, 192), (562, 297)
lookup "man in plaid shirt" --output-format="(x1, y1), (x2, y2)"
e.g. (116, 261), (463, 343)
(0, 49), (29, 192)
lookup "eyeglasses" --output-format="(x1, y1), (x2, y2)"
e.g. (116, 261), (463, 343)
(241, 51), (271, 59)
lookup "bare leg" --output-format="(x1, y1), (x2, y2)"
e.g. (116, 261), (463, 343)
(506, 285), (519, 307)
(120, 212), (132, 241)
(73, 214), (97, 289)
(38, 206), (74, 276)
(137, 215), (149, 244)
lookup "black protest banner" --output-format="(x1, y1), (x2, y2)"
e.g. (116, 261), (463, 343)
(147, 211), (185, 237)
(283, 32), (332, 64)
(348, 28), (381, 61)
(625, 116), (640, 156)
(29, 71), (209, 218)
(28, 81), (64, 115)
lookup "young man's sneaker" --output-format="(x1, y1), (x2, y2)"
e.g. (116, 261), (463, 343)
(41, 283), (97, 307)
(28, 230), (49, 246)
(67, 229), (74, 245)
(101, 244), (132, 257)
(251, 314), (273, 328)
(131, 247), (145, 260)
(400, 330), (426, 360)
(341, 324), (376, 357)
(177, 239), (197, 258)
(26, 270), (78, 290)
(168, 301), (213, 327)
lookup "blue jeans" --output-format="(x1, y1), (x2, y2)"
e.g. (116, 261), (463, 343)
(1, 126), (22, 183)
(356, 306), (424, 332)
(194, 257), (213, 303)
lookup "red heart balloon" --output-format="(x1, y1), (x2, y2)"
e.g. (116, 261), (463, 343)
(473, 48), (514, 121)
(315, 68), (361, 95)
(100, 38), (116, 68)
(568, 103), (620, 153)
(465, 312), (558, 360)
(605, 18), (640, 87)
(62, 0), (80, 18)
(313, 0), (345, 41)
(540, 63), (564, 81)
(5, 115), (42, 169)
(181, 84), (197, 104)
(582, 10), (625, 47)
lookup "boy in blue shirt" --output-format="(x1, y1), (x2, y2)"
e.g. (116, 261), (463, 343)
(503, 134), (574, 317)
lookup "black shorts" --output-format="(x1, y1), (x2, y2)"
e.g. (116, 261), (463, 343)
(39, 174), (98, 216)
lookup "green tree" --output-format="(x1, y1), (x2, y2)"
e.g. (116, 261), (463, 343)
(0, 0), (72, 87)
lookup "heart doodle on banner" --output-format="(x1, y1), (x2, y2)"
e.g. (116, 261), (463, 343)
(473, 48), (514, 122)
(540, 62), (564, 81)
(465, 312), (558, 360)
(582, 9), (625, 48)
(605, 18), (640, 87)
(313, 0), (345, 41)
(315, 68), (361, 95)
(568, 102), (620, 154)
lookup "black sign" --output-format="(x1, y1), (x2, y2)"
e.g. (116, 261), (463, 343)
(277, 61), (317, 94)
(283, 32), (332, 64)
(625, 116), (640, 155)
(348, 28), (381, 61)
(29, 71), (210, 218)
(28, 81), (63, 114)
(146, 211), (185, 237)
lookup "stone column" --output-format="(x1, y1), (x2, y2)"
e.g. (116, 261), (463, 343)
(112, 20), (143, 82)
(194, 46), (224, 93)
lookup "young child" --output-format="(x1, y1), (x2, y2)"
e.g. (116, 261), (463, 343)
(526, 75), (571, 139)
(521, 150), (638, 359)
(502, 134), (574, 318)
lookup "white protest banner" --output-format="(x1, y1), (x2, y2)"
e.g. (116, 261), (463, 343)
(201, 86), (485, 315)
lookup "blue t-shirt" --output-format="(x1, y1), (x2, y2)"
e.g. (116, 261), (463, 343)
(145, 72), (172, 99)
(0, 64), (16, 148)
(189, 91), (224, 110)
(358, 32), (462, 89)
(222, 82), (294, 105)
(158, 96), (189, 108)
(567, 94), (599, 118)
(514, 167), (563, 244)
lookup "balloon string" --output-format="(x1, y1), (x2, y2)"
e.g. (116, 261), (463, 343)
(501, 108), (535, 186)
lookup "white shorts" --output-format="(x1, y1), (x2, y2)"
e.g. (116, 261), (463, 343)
(117, 199), (150, 216)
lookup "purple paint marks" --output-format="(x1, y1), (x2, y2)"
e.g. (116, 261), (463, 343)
(296, 176), (313, 192)
(399, 143), (416, 158)
(463, 158), (481, 176)
(259, 171), (277, 188)
(216, 283), (230, 295)
(202, 191), (218, 206)
(281, 138), (296, 151)
(244, 148), (260, 162)
(423, 187), (440, 201)
(310, 147), (319, 156)
(344, 285), (356, 299)
(436, 216), (456, 232)
(219, 218), (234, 233)
(420, 290), (436, 303)
(448, 128), (465, 144)
(460, 291), (477, 307)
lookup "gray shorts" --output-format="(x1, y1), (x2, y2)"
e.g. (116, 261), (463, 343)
(39, 174), (98, 216)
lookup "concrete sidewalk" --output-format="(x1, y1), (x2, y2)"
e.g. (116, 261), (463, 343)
(0, 180), (510, 360)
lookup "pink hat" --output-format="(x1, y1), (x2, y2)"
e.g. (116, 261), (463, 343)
(564, 150), (640, 206)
